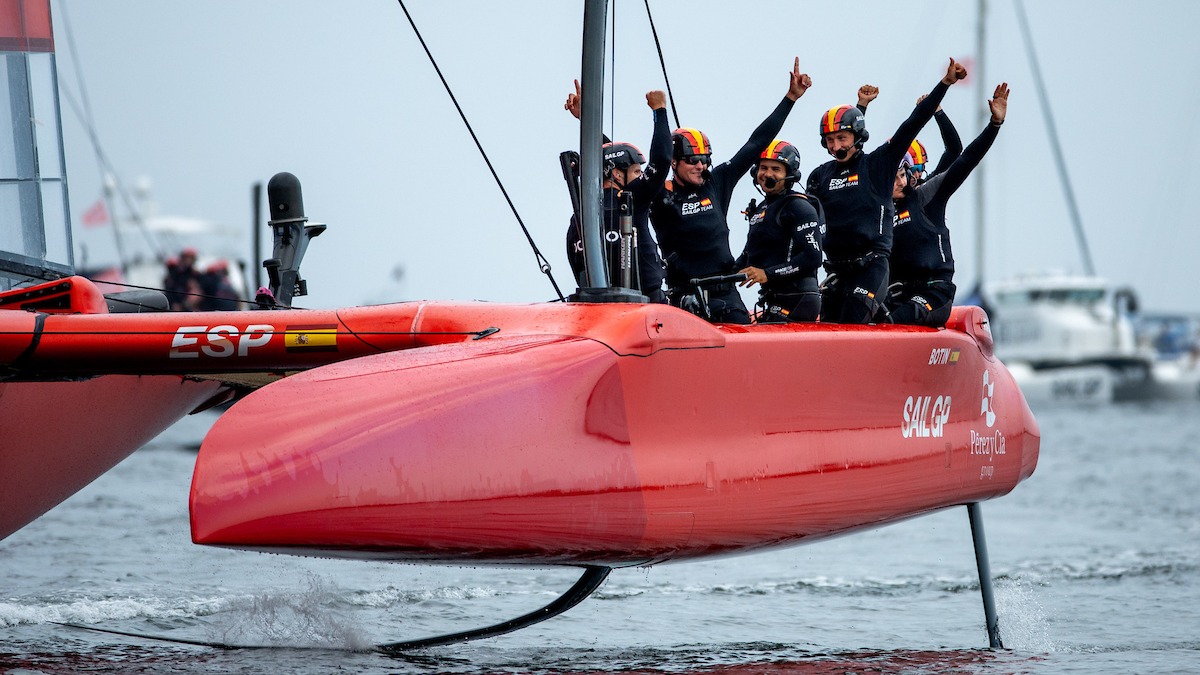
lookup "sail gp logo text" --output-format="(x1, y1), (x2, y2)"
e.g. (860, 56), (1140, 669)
(681, 198), (713, 216)
(901, 394), (951, 438)
(828, 174), (859, 191)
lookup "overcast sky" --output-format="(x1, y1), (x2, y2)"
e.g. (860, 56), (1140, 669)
(52, 1), (1200, 313)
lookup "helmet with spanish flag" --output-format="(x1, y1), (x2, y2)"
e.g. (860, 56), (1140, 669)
(900, 139), (928, 179)
(671, 127), (712, 162)
(818, 105), (868, 150)
(751, 139), (803, 184)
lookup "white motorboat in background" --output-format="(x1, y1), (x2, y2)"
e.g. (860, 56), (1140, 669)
(986, 272), (1169, 404)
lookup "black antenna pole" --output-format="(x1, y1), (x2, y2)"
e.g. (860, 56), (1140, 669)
(252, 181), (263, 292)
(578, 0), (609, 289)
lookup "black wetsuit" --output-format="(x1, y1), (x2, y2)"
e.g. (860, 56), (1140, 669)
(567, 107), (671, 303)
(888, 119), (1002, 327)
(735, 190), (824, 322)
(807, 81), (950, 323)
(651, 96), (796, 324)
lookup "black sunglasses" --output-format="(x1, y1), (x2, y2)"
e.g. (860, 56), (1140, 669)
(681, 155), (711, 166)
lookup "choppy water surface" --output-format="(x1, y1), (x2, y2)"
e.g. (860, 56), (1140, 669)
(2, 402), (1198, 674)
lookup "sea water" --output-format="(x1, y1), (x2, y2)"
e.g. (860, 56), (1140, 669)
(2, 400), (1198, 674)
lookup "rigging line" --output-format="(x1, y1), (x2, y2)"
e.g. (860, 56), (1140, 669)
(1013, 0), (1096, 276)
(56, 88), (165, 260)
(642, 0), (680, 129)
(394, 0), (565, 301)
(56, 5), (163, 263)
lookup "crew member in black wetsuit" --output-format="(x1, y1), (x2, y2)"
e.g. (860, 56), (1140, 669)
(807, 59), (967, 324)
(887, 82), (1009, 327)
(651, 58), (811, 324)
(564, 86), (671, 302)
(735, 140), (823, 323)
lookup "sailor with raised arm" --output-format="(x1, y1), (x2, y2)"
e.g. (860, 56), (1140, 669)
(807, 58), (967, 324)
(886, 82), (1010, 327)
(735, 141), (824, 323)
(858, 86), (964, 182)
(564, 84), (671, 302)
(856, 84), (879, 112)
(651, 58), (811, 324)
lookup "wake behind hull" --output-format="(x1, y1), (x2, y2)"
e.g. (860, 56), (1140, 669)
(190, 303), (1039, 566)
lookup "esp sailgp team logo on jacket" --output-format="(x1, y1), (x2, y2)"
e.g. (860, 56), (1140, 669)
(681, 197), (714, 216)
(828, 174), (859, 191)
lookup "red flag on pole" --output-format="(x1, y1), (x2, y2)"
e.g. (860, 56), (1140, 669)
(81, 199), (109, 227)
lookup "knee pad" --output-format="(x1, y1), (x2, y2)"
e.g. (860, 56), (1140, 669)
(786, 292), (821, 323)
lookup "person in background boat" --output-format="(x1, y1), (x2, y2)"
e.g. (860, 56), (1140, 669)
(886, 82), (1009, 327)
(735, 140), (824, 322)
(857, 84), (964, 181)
(198, 260), (240, 311)
(807, 59), (967, 324)
(163, 247), (201, 311)
(651, 57), (811, 324)
(563, 84), (670, 303)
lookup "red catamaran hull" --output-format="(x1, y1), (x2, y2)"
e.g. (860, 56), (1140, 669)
(0, 277), (471, 541)
(0, 375), (222, 540)
(190, 302), (1039, 567)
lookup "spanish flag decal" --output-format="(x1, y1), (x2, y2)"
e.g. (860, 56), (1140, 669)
(680, 128), (708, 154)
(824, 107), (842, 131)
(908, 140), (928, 165)
(848, 175), (859, 182)
(285, 324), (338, 352)
(899, 210), (910, 219)
(700, 198), (712, 207)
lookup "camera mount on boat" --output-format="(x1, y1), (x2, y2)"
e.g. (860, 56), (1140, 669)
(261, 172), (326, 308)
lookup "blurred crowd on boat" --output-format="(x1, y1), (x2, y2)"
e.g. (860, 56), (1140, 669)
(163, 247), (239, 311)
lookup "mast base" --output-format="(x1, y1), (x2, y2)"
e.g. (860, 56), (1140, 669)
(568, 287), (648, 304)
